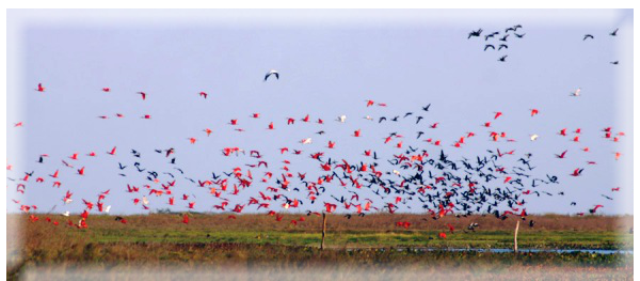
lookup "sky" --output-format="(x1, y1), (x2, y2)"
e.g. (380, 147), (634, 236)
(5, 9), (634, 215)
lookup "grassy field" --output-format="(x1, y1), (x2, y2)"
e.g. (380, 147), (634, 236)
(11, 213), (633, 248)
(7, 213), (633, 280)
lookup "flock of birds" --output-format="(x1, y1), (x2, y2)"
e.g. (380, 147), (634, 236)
(8, 28), (626, 237)
(468, 25), (621, 64)
(468, 24), (526, 62)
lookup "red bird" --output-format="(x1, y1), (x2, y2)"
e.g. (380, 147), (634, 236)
(107, 146), (117, 155)
(230, 119), (238, 125)
(494, 112), (502, 119)
(252, 113), (260, 119)
(328, 141), (336, 149)
(102, 87), (110, 92)
(137, 92), (146, 100)
(430, 123), (439, 129)
(570, 168), (584, 177)
(530, 109), (539, 117)
(182, 214), (189, 224)
(366, 100), (374, 107)
(77, 167), (85, 176)
(199, 92), (208, 99)
(37, 83), (45, 92)
(555, 150), (568, 159)
(559, 128), (567, 136)
(590, 205), (604, 214)
(354, 129), (361, 137)
(447, 223), (455, 233)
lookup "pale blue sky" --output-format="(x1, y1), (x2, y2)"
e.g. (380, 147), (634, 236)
(6, 9), (634, 215)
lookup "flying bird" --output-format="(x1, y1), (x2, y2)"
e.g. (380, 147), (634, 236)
(264, 69), (279, 81)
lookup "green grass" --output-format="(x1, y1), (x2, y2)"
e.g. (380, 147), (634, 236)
(63, 228), (631, 250)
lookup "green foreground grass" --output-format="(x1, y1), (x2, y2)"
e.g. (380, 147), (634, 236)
(78, 228), (630, 250)
(9, 214), (633, 280)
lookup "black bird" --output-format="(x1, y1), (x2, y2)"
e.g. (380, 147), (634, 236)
(115, 216), (124, 221)
(316, 130), (326, 135)
(505, 27), (516, 33)
(514, 33), (526, 38)
(571, 202), (577, 206)
(498, 55), (508, 62)
(484, 44), (495, 51)
(610, 61), (619, 65)
(404, 112), (413, 118)
(484, 32), (499, 41)
(610, 28), (619, 36)
(468, 28), (483, 39)
(344, 214), (352, 219)
(391, 116), (400, 122)
(422, 104), (431, 111)
(583, 34), (594, 40)
(378, 117), (387, 123)
(118, 163), (127, 170)
(131, 149), (141, 158)
(498, 44), (508, 51)
(499, 34), (509, 42)
(529, 220), (535, 228)
(416, 116), (424, 124)
(417, 131), (425, 139)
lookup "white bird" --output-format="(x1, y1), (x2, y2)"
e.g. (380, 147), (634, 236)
(142, 196), (149, 205)
(62, 211), (70, 217)
(364, 115), (373, 121)
(104, 205), (111, 213)
(300, 138), (313, 145)
(264, 69), (279, 81)
(530, 134), (539, 141)
(63, 198), (73, 204)
(337, 115), (347, 123)
(393, 170), (401, 176)
(570, 88), (581, 97)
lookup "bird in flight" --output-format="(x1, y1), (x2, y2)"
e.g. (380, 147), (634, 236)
(468, 28), (483, 39)
(583, 34), (594, 41)
(570, 88), (581, 97)
(498, 55), (507, 62)
(264, 69), (279, 81)
(36, 83), (45, 92)
(610, 28), (619, 36)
